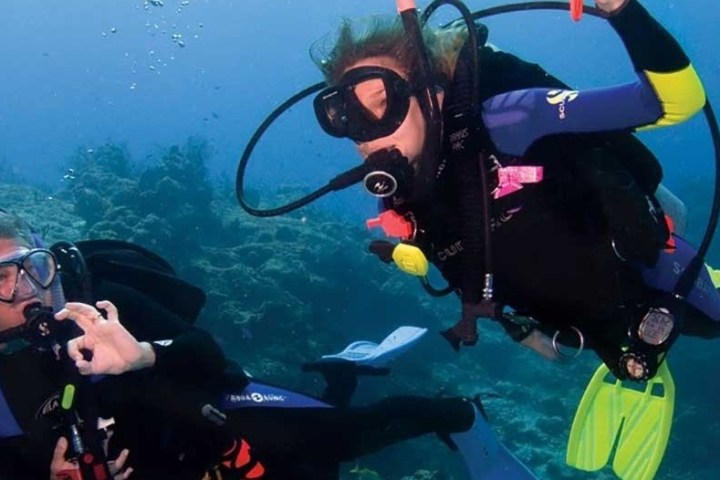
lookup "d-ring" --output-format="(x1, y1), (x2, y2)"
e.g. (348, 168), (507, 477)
(552, 326), (585, 359)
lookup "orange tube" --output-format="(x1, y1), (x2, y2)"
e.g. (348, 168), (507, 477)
(571, 0), (583, 21)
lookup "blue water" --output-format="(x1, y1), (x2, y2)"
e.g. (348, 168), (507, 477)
(3, 1), (718, 222)
(2, 1), (720, 479)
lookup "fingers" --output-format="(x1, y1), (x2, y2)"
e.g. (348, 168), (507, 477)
(52, 437), (69, 463)
(57, 302), (100, 317)
(115, 467), (133, 479)
(66, 337), (96, 375)
(96, 300), (119, 323)
(108, 449), (133, 479)
(54, 436), (133, 479)
(75, 359), (94, 376)
(108, 449), (129, 475)
(50, 437), (79, 479)
(55, 470), (82, 480)
(66, 337), (89, 362)
(55, 302), (103, 333)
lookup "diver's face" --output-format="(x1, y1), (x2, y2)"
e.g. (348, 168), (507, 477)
(0, 238), (41, 333)
(347, 56), (438, 167)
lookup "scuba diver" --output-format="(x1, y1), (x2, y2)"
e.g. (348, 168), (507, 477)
(238, 0), (720, 382)
(229, 0), (719, 477)
(309, 1), (720, 476)
(0, 209), (538, 480)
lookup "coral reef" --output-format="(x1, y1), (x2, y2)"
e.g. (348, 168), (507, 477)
(3, 137), (716, 479)
(60, 138), (223, 264)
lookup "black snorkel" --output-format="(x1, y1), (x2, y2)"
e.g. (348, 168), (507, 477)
(395, 0), (444, 202)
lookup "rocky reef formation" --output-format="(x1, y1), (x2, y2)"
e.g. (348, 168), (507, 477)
(3, 138), (713, 480)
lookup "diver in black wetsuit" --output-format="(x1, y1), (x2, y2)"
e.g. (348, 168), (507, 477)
(308, 0), (719, 382)
(0, 209), (533, 480)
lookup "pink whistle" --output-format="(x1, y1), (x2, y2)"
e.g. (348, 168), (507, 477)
(494, 166), (544, 199)
(497, 166), (543, 185)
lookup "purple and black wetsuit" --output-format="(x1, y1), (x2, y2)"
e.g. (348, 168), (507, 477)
(394, 0), (716, 374)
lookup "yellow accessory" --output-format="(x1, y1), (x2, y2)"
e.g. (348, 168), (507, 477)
(391, 243), (429, 277)
(61, 384), (76, 411)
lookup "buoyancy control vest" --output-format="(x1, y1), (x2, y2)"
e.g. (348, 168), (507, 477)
(375, 33), (674, 379)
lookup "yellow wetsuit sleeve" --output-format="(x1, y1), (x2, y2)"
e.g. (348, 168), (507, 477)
(609, 0), (706, 129)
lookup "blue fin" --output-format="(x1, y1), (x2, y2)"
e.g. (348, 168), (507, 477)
(451, 405), (538, 480)
(320, 326), (428, 367)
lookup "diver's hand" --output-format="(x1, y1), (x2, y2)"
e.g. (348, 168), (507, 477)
(50, 436), (133, 480)
(55, 301), (156, 375)
(595, 0), (629, 14)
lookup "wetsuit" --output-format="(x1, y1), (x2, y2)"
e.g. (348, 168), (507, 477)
(386, 0), (715, 375)
(0, 280), (227, 479)
(0, 280), (475, 480)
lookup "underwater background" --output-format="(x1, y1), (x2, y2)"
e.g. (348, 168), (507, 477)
(1, 1), (719, 479)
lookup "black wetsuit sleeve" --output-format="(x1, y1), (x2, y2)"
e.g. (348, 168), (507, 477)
(94, 281), (227, 383)
(608, 0), (705, 127)
(609, 0), (688, 73)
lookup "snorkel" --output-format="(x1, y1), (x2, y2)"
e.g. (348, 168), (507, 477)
(394, 0), (444, 202)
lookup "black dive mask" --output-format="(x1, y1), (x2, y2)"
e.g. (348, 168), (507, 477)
(0, 249), (58, 304)
(314, 66), (417, 143)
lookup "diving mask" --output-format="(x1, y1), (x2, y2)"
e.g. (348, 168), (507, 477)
(314, 66), (418, 143)
(0, 249), (58, 303)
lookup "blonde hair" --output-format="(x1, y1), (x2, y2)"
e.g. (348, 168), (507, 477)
(311, 15), (468, 87)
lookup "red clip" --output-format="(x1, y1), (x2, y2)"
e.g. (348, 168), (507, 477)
(366, 211), (414, 240)
(570, 0), (583, 21)
(664, 214), (676, 252)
